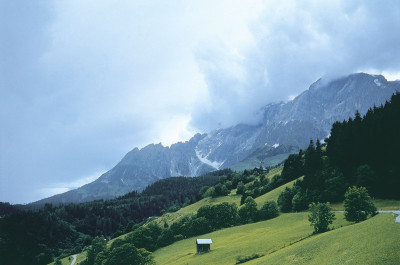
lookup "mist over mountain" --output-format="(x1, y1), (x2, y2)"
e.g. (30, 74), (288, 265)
(31, 73), (400, 206)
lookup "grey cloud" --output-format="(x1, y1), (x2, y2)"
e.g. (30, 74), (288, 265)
(190, 0), (400, 131)
(2, 0), (400, 203)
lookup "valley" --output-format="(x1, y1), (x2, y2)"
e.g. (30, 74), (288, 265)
(2, 73), (400, 265)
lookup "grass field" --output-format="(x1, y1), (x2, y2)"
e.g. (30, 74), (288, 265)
(153, 212), (351, 265)
(263, 167), (283, 180)
(154, 213), (399, 265)
(49, 164), (399, 265)
(254, 178), (299, 208)
(246, 213), (400, 265)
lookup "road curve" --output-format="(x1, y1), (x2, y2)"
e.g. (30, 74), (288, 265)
(70, 255), (77, 265)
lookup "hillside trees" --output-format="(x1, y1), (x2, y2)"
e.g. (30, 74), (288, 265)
(344, 186), (377, 223)
(281, 151), (304, 181)
(84, 236), (106, 265)
(259, 201), (279, 220)
(308, 202), (335, 234)
(105, 243), (154, 265)
(197, 202), (239, 229)
(0, 173), (221, 265)
(81, 238), (154, 265)
(239, 197), (258, 223)
(277, 187), (295, 212)
(278, 92), (400, 212)
(326, 93), (400, 199)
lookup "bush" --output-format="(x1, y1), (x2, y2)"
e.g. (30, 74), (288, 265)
(203, 187), (216, 198)
(308, 202), (335, 234)
(235, 253), (264, 264)
(156, 229), (175, 248)
(259, 201), (279, 220)
(292, 192), (309, 211)
(277, 187), (294, 212)
(198, 186), (210, 197)
(236, 181), (245, 195)
(238, 197), (258, 223)
(105, 243), (154, 265)
(214, 183), (230, 197)
(344, 186), (377, 223)
(197, 202), (238, 229)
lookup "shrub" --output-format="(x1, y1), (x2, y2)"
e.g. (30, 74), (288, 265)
(344, 186), (377, 223)
(203, 187), (216, 198)
(308, 202), (335, 234)
(292, 192), (309, 211)
(259, 201), (279, 220)
(236, 181), (245, 195)
(214, 183), (230, 197)
(236, 253), (264, 264)
(239, 197), (258, 223)
(277, 187), (294, 212)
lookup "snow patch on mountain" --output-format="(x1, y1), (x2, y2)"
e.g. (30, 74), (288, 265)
(374, 79), (382, 86)
(195, 149), (224, 169)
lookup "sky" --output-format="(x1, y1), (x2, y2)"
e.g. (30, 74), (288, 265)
(1, 0), (400, 204)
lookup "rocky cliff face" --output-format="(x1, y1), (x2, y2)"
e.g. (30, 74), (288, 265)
(32, 73), (400, 205)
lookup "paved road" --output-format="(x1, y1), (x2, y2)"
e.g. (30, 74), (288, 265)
(334, 210), (400, 223)
(70, 255), (77, 265)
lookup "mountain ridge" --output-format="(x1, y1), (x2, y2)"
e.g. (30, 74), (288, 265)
(30, 72), (400, 206)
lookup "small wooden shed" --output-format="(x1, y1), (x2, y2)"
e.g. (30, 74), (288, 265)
(196, 239), (212, 254)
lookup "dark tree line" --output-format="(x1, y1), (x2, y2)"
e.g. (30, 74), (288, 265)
(278, 92), (400, 212)
(326, 93), (400, 199)
(0, 172), (222, 265)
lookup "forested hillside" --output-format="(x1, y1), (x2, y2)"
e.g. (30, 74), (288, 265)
(277, 92), (400, 212)
(2, 93), (399, 265)
(0, 171), (225, 265)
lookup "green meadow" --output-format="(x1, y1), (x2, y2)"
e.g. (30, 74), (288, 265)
(51, 164), (400, 265)
(153, 212), (352, 265)
(254, 178), (299, 208)
(246, 213), (400, 265)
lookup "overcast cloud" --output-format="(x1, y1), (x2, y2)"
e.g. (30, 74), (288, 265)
(1, 0), (400, 204)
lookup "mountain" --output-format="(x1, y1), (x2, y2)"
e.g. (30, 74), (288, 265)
(31, 73), (400, 205)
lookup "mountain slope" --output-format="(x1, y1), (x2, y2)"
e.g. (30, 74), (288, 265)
(32, 73), (400, 205)
(153, 213), (399, 265)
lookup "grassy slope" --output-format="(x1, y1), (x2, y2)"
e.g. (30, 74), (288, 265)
(50, 163), (399, 265)
(153, 212), (351, 265)
(246, 213), (400, 265)
(255, 178), (299, 208)
(155, 167), (284, 226)
(263, 167), (283, 180)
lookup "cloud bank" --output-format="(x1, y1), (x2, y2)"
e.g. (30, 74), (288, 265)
(1, 0), (400, 203)
(191, 0), (400, 130)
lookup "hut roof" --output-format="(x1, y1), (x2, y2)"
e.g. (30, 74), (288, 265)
(196, 239), (212, 245)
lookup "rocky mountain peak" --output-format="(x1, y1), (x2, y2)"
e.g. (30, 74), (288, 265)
(30, 73), (400, 206)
